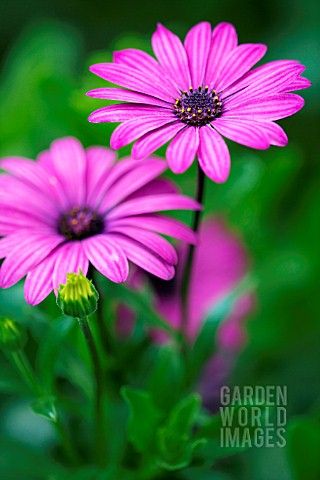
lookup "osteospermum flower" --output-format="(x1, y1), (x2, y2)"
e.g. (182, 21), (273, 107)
(88, 22), (311, 182)
(0, 137), (200, 305)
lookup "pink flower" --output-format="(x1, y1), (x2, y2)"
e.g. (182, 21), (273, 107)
(0, 137), (200, 305)
(87, 22), (311, 183)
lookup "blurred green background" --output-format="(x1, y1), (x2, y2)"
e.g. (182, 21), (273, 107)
(1, 0), (320, 479)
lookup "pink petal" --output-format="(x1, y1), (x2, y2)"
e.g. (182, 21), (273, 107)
(198, 126), (231, 183)
(24, 248), (61, 305)
(89, 104), (170, 123)
(223, 64), (306, 108)
(85, 146), (116, 205)
(126, 177), (179, 199)
(205, 22), (238, 86)
(99, 159), (167, 211)
(184, 22), (212, 87)
(166, 126), (199, 173)
(132, 122), (184, 160)
(91, 158), (139, 208)
(223, 93), (305, 120)
(0, 208), (51, 235)
(110, 115), (176, 150)
(109, 233), (175, 280)
(252, 121), (288, 146)
(113, 48), (177, 97)
(82, 234), (128, 283)
(0, 234), (63, 288)
(152, 23), (191, 90)
(49, 137), (87, 207)
(52, 241), (89, 291)
(212, 118), (270, 150)
(108, 193), (201, 220)
(110, 226), (178, 265)
(0, 176), (59, 224)
(87, 87), (171, 108)
(108, 214), (197, 245)
(280, 76), (312, 92)
(220, 60), (302, 99)
(90, 63), (174, 102)
(215, 43), (267, 92)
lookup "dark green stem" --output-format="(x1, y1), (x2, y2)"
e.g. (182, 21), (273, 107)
(181, 163), (206, 334)
(78, 316), (105, 466)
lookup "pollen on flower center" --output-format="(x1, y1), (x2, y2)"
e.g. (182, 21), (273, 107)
(173, 86), (222, 126)
(58, 207), (104, 240)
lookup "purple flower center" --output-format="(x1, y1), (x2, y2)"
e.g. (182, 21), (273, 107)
(58, 207), (104, 240)
(173, 86), (222, 126)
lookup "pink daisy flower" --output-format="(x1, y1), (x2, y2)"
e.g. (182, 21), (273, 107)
(87, 22), (311, 183)
(0, 137), (200, 306)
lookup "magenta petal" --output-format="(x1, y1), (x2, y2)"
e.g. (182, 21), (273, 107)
(109, 233), (175, 280)
(0, 208), (50, 235)
(52, 242), (89, 291)
(113, 48), (177, 97)
(221, 60), (302, 98)
(99, 159), (167, 211)
(82, 235), (128, 283)
(89, 104), (170, 123)
(132, 122), (184, 160)
(184, 22), (212, 87)
(87, 87), (170, 108)
(24, 248), (61, 305)
(108, 214), (198, 245)
(50, 137), (87, 207)
(110, 226), (178, 265)
(90, 63), (174, 101)
(215, 43), (267, 92)
(224, 93), (305, 120)
(198, 126), (231, 183)
(280, 76), (312, 92)
(166, 126), (199, 174)
(205, 22), (238, 86)
(0, 176), (58, 224)
(85, 146), (116, 205)
(126, 177), (178, 200)
(0, 234), (63, 289)
(152, 23), (191, 90)
(212, 118), (270, 150)
(253, 121), (288, 146)
(90, 158), (139, 207)
(108, 193), (201, 220)
(110, 116), (175, 150)
(223, 64), (306, 108)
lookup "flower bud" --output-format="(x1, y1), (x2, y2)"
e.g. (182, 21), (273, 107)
(0, 317), (26, 351)
(57, 269), (99, 318)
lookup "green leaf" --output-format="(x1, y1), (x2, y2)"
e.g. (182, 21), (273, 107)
(31, 395), (57, 422)
(287, 417), (320, 480)
(194, 401), (270, 463)
(156, 394), (201, 470)
(121, 387), (162, 453)
(147, 343), (185, 411)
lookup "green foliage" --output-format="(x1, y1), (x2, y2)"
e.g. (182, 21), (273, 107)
(287, 417), (320, 480)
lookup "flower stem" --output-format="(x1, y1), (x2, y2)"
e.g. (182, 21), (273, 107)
(77, 316), (105, 466)
(7, 350), (80, 466)
(181, 163), (206, 333)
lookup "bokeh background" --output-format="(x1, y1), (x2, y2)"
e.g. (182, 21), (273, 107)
(1, 0), (320, 479)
